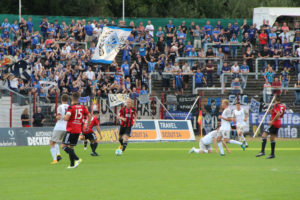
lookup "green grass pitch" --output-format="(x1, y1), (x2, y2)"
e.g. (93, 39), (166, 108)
(1, 139), (300, 200)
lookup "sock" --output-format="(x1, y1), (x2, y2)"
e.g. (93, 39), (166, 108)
(203, 150), (208, 154)
(84, 141), (88, 148)
(261, 138), (267, 153)
(229, 140), (242, 146)
(271, 141), (276, 155)
(119, 138), (124, 146)
(55, 144), (60, 156)
(240, 134), (246, 142)
(122, 142), (128, 152)
(194, 148), (201, 154)
(93, 143), (98, 153)
(218, 142), (224, 155)
(50, 147), (57, 161)
(63, 147), (75, 166)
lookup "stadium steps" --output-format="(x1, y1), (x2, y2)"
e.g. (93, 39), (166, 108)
(0, 96), (29, 128)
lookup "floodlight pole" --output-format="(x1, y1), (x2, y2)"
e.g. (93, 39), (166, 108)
(122, 0), (125, 22)
(19, 0), (22, 23)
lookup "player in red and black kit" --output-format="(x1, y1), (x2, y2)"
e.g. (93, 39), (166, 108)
(117, 98), (137, 153)
(256, 96), (285, 159)
(82, 111), (102, 156)
(63, 92), (92, 168)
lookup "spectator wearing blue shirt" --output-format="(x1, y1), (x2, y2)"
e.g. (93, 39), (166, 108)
(231, 78), (242, 95)
(204, 20), (213, 36)
(121, 60), (130, 78)
(232, 22), (240, 36)
(1, 18), (10, 33)
(185, 41), (193, 56)
(187, 48), (197, 67)
(247, 25), (257, 45)
(27, 17), (34, 33)
(54, 20), (61, 34)
(280, 67), (290, 95)
(221, 62), (231, 84)
(156, 26), (165, 38)
(47, 23), (56, 38)
(177, 29), (186, 44)
(124, 77), (131, 91)
(240, 61), (249, 90)
(40, 18), (48, 40)
(84, 21), (93, 44)
(264, 66), (275, 84)
(230, 34), (239, 58)
(173, 69), (183, 95)
(129, 87), (140, 100)
(114, 74), (122, 85)
(138, 43), (146, 57)
(215, 21), (223, 31)
(1, 30), (10, 40)
(195, 68), (206, 87)
(122, 40), (132, 63)
(145, 57), (161, 74)
(268, 28), (277, 45)
(140, 85), (148, 95)
(10, 20), (19, 40)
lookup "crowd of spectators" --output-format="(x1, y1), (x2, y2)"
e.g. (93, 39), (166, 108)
(0, 17), (300, 104)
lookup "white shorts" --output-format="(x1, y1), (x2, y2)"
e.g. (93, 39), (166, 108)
(218, 130), (230, 139)
(51, 130), (66, 143)
(199, 140), (212, 151)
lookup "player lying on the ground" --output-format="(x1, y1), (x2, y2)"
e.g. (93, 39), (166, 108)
(233, 102), (249, 147)
(49, 94), (69, 164)
(189, 128), (231, 154)
(63, 92), (92, 169)
(256, 96), (285, 159)
(116, 98), (137, 155)
(81, 110), (102, 156)
(217, 99), (246, 156)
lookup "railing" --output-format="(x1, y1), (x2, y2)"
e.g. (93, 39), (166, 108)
(204, 42), (252, 53)
(255, 57), (300, 79)
(56, 41), (88, 50)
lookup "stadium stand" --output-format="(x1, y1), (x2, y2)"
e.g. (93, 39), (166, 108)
(0, 15), (300, 127)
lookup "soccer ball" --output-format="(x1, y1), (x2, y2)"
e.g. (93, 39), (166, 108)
(115, 149), (123, 156)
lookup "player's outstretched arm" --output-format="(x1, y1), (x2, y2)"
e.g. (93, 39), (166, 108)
(96, 125), (102, 140)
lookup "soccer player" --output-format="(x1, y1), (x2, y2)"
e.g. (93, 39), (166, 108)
(256, 96), (285, 159)
(233, 102), (249, 147)
(63, 92), (92, 169)
(117, 98), (137, 153)
(189, 128), (231, 154)
(217, 99), (245, 156)
(49, 94), (69, 164)
(82, 110), (102, 156)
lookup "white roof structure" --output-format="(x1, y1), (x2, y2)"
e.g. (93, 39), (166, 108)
(253, 7), (300, 28)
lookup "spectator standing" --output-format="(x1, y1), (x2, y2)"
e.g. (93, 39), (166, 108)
(240, 61), (249, 90)
(21, 108), (30, 128)
(33, 107), (45, 127)
(216, 48), (225, 75)
(189, 22), (196, 45)
(259, 46), (270, 71)
(230, 34), (239, 58)
(162, 63), (172, 92)
(264, 66), (275, 84)
(195, 68), (206, 88)
(258, 30), (267, 52)
(221, 62), (230, 85)
(193, 25), (201, 49)
(145, 21), (154, 37)
(182, 62), (192, 89)
(206, 60), (214, 87)
(294, 80), (300, 106)
(263, 80), (272, 103)
(272, 77), (282, 96)
(280, 67), (290, 95)
(173, 69), (183, 95)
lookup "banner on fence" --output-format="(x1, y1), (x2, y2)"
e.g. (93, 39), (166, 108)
(91, 26), (132, 64)
(250, 98), (260, 113)
(158, 120), (195, 141)
(108, 94), (128, 107)
(164, 111), (193, 120)
(250, 113), (300, 138)
(130, 120), (160, 141)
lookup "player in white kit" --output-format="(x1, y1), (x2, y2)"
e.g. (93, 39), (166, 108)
(189, 128), (230, 154)
(217, 99), (245, 156)
(49, 94), (69, 164)
(233, 102), (249, 147)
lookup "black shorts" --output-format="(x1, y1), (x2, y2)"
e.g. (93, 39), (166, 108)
(119, 126), (132, 137)
(265, 125), (279, 136)
(83, 132), (97, 141)
(62, 132), (80, 146)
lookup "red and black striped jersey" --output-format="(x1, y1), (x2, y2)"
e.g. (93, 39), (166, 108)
(119, 107), (136, 127)
(66, 104), (90, 134)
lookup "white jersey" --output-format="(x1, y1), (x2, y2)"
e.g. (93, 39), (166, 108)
(233, 108), (246, 127)
(53, 104), (69, 131)
(201, 130), (218, 145)
(220, 107), (231, 131)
